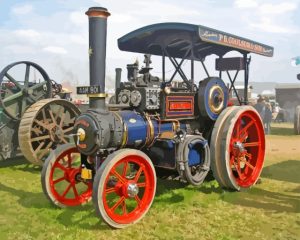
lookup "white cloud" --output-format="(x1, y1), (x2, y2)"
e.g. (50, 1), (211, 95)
(250, 17), (298, 33)
(260, 2), (298, 15)
(4, 44), (36, 54)
(13, 29), (41, 41)
(43, 46), (67, 55)
(69, 34), (87, 45)
(110, 13), (135, 23)
(234, 0), (258, 9)
(131, 1), (200, 17)
(11, 4), (33, 15)
(69, 11), (86, 27)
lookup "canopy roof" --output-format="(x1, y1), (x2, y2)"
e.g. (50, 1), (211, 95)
(118, 23), (274, 60)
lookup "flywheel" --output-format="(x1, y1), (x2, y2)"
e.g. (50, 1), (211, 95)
(18, 99), (80, 165)
(0, 61), (52, 120)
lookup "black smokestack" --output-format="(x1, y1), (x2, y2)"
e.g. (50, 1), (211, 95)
(85, 7), (110, 109)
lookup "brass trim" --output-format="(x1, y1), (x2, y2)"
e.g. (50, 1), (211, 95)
(208, 85), (224, 114)
(85, 10), (111, 18)
(122, 123), (128, 147)
(160, 119), (180, 131)
(87, 93), (108, 98)
(145, 114), (155, 147)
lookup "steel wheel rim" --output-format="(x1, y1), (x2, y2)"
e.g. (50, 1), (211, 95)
(102, 155), (156, 224)
(49, 147), (92, 206)
(18, 99), (80, 165)
(228, 110), (265, 188)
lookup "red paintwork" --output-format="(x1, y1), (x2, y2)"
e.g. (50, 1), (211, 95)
(102, 155), (155, 224)
(49, 147), (92, 206)
(169, 101), (192, 110)
(229, 110), (265, 188)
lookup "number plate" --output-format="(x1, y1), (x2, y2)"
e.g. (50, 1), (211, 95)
(77, 86), (102, 94)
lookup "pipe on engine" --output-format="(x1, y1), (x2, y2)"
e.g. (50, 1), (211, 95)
(85, 7), (110, 110)
(115, 68), (122, 91)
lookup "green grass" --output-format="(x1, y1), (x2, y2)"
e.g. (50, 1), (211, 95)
(0, 125), (299, 240)
(270, 122), (295, 135)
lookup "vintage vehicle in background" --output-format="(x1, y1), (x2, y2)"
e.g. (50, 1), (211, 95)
(0, 61), (80, 164)
(294, 73), (300, 134)
(41, 7), (273, 228)
(294, 105), (300, 134)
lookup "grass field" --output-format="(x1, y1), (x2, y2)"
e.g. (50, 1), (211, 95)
(0, 123), (299, 240)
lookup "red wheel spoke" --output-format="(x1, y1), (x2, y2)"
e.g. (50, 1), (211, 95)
(137, 182), (146, 188)
(240, 158), (255, 170)
(122, 161), (128, 177)
(240, 120), (254, 136)
(122, 200), (127, 215)
(245, 152), (252, 160)
(53, 176), (65, 184)
(240, 132), (248, 143)
(111, 169), (126, 183)
(229, 155), (235, 167)
(55, 162), (67, 172)
(244, 142), (259, 147)
(61, 183), (72, 198)
(134, 166), (144, 182)
(72, 183), (79, 198)
(111, 196), (125, 212)
(105, 187), (116, 194)
(233, 163), (244, 180)
(134, 195), (141, 207)
(67, 154), (72, 168)
(46, 146), (93, 207)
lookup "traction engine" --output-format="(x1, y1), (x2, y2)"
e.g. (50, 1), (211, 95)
(0, 61), (80, 163)
(41, 7), (273, 228)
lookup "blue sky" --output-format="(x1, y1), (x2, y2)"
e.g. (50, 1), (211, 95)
(0, 0), (300, 91)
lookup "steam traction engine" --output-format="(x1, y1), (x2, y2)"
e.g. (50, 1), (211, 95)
(0, 61), (80, 163)
(41, 7), (274, 228)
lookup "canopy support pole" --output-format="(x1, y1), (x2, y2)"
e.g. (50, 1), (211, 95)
(162, 47), (193, 90)
(162, 52), (165, 82)
(201, 60), (210, 78)
(244, 53), (249, 105)
(226, 70), (241, 105)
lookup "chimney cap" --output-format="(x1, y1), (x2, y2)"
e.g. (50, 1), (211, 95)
(86, 7), (110, 18)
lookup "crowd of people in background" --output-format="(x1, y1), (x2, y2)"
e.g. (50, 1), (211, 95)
(254, 95), (274, 134)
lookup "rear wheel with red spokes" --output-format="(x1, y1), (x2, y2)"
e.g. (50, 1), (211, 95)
(41, 143), (92, 207)
(211, 106), (265, 190)
(93, 149), (156, 228)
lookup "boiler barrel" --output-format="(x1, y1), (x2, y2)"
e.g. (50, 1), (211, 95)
(74, 110), (186, 155)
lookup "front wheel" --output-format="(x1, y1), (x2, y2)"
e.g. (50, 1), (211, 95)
(41, 143), (92, 207)
(92, 149), (156, 228)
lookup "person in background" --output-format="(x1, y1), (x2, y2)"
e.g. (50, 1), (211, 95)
(272, 102), (280, 121)
(254, 95), (266, 122)
(264, 103), (273, 134)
